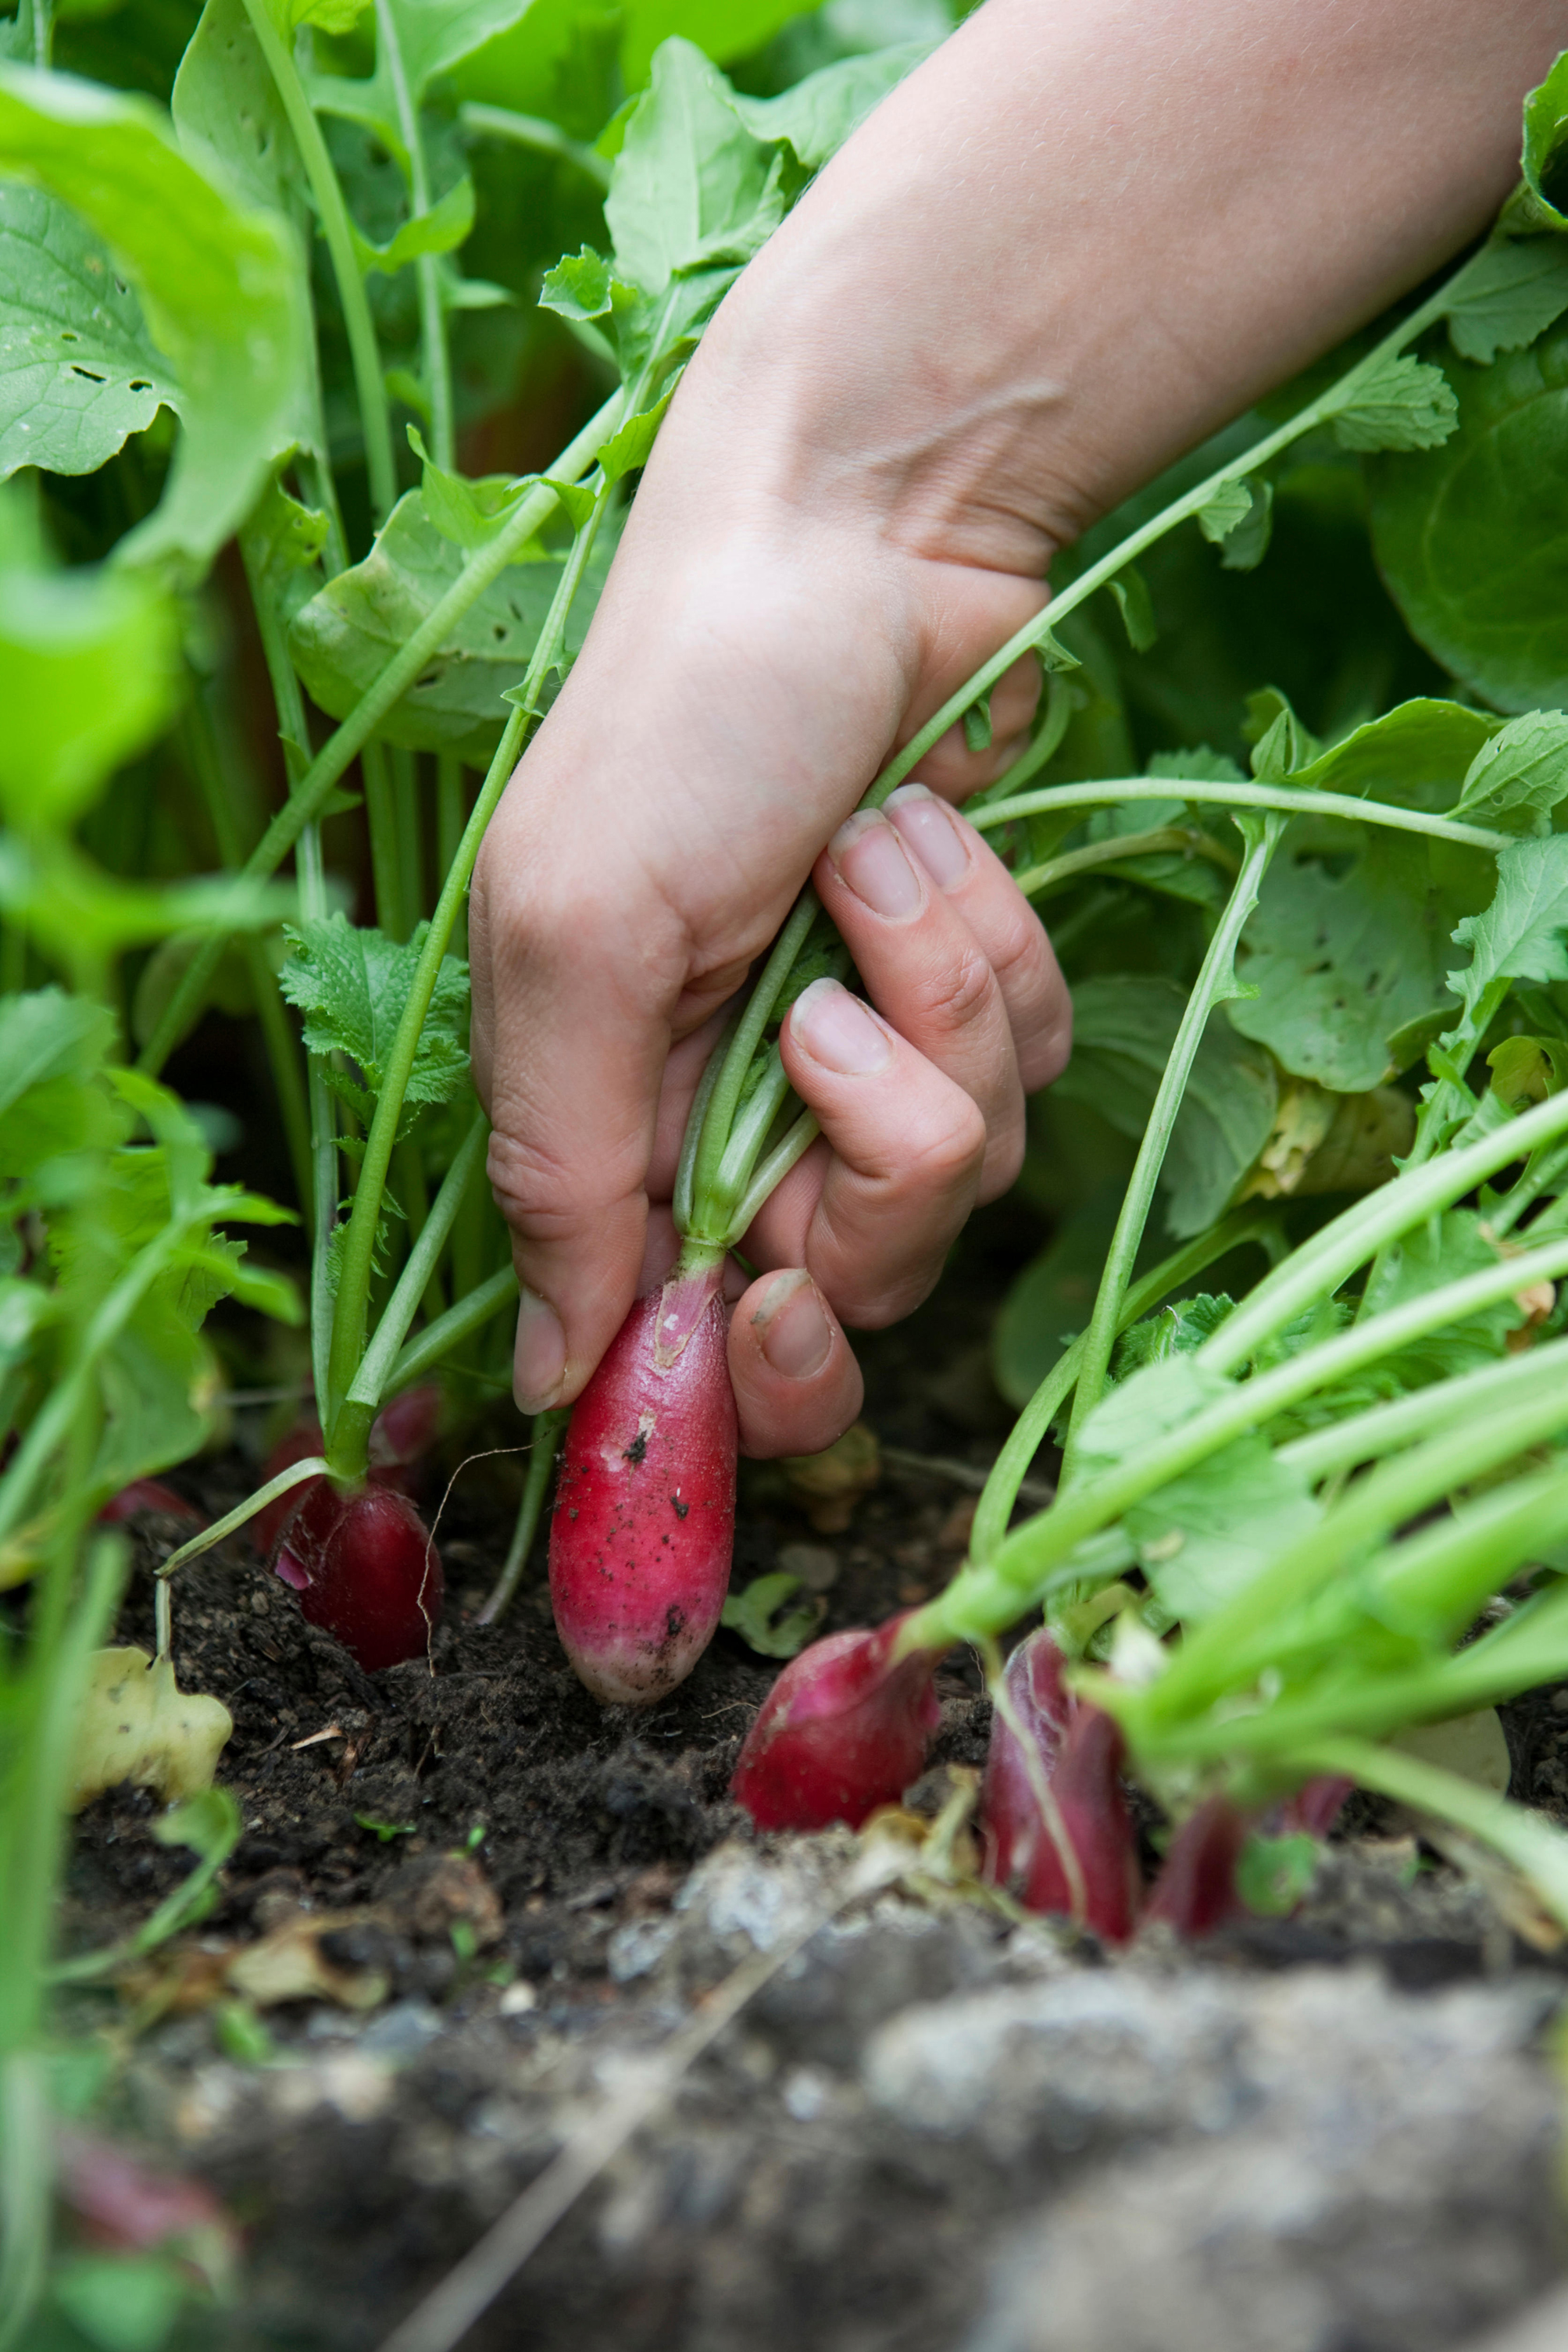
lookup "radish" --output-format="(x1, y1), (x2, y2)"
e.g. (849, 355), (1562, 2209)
(278, 1478), (443, 1672)
(730, 1612), (945, 1830)
(980, 1628), (1141, 1943)
(257, 1383), (445, 1671)
(98, 1479), (205, 1525)
(1144, 1793), (1251, 1935)
(549, 1251), (736, 1703)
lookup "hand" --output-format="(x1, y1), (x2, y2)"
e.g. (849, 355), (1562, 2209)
(470, 0), (1553, 1448)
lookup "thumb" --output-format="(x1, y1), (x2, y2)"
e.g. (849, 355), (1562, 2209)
(470, 804), (688, 1412)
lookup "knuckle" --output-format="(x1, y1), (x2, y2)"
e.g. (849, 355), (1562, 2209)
(977, 1118), (1026, 1204)
(898, 1091), (988, 1200)
(485, 1128), (630, 1244)
(1020, 1000), (1073, 1092)
(913, 938), (998, 1039)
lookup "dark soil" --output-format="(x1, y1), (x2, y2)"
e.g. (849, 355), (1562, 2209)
(56, 1227), (1568, 2352)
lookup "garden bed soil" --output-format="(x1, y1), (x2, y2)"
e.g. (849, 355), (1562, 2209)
(59, 1260), (1568, 2352)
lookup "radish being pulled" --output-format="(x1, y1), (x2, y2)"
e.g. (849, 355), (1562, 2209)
(980, 1628), (1141, 1942)
(730, 1612), (945, 1829)
(549, 1249), (736, 1703)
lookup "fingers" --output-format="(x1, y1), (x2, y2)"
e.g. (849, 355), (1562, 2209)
(813, 785), (1070, 1195)
(728, 1267), (865, 1458)
(751, 981), (988, 1327)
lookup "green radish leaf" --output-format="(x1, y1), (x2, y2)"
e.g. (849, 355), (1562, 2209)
(287, 488), (617, 757)
(1280, 698), (1501, 813)
(1447, 835), (1568, 1025)
(1229, 829), (1490, 1092)
(52, 2251), (193, 2352)
(731, 40), (933, 171)
(406, 424), (539, 550)
(1368, 322), (1568, 712)
(0, 488), (182, 832)
(0, 988), (121, 1182)
(720, 1570), (822, 1658)
(173, 0), (309, 227)
(1195, 475), (1273, 570)
(243, 473), (329, 628)
(1358, 1210), (1527, 1382)
(991, 1185), (1128, 1409)
(539, 244), (630, 323)
(1074, 1353), (1320, 1621)
(1450, 710), (1568, 836)
(605, 39), (784, 298)
(352, 175), (474, 275)
(1148, 745), (1247, 785)
(1487, 1032), (1568, 1106)
(1107, 563), (1157, 651)
(1052, 976), (1278, 1238)
(1245, 688), (1320, 779)
(597, 381), (676, 482)
(0, 184), (177, 481)
(1443, 234), (1568, 363)
(1115, 1292), (1234, 1374)
(1236, 1832), (1321, 1916)
(279, 914), (470, 1133)
(1324, 352), (1459, 453)
(0, 61), (309, 580)
(1515, 48), (1568, 231)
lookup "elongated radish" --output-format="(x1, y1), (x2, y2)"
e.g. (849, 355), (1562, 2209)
(279, 1478), (442, 1672)
(980, 1628), (1141, 1942)
(730, 1612), (945, 1829)
(549, 1249), (736, 1703)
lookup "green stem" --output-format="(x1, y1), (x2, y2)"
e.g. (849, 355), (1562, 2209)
(330, 1110), (487, 1474)
(296, 823), (338, 1419)
(459, 102), (613, 190)
(1013, 824), (1238, 900)
(135, 391), (623, 1080)
(324, 492), (609, 1438)
(241, 0), (397, 521)
(376, 0), (455, 471)
(1061, 817), (1282, 1477)
(155, 1454), (332, 1582)
(970, 776), (1509, 857)
(1277, 1332), (1568, 1481)
(0, 2053), (49, 2352)
(477, 1406), (569, 1624)
(969, 1206), (1283, 1564)
(386, 1263), (516, 1396)
(363, 738), (409, 938)
(908, 1217), (1568, 1650)
(180, 700), (313, 1219)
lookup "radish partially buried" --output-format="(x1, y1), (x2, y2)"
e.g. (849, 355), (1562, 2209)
(550, 1253), (737, 1703)
(730, 1613), (945, 1830)
(980, 1628), (1141, 1943)
(279, 1479), (442, 1673)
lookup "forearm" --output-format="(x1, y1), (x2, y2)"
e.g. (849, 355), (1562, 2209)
(664, 0), (1564, 574)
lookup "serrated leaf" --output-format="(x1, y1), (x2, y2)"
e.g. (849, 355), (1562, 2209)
(1444, 234), (1568, 364)
(0, 183), (177, 481)
(1327, 352), (1459, 453)
(279, 914), (470, 1127)
(1357, 1211), (1525, 1383)
(597, 382), (674, 483)
(1195, 477), (1253, 545)
(1218, 477), (1273, 570)
(1247, 688), (1320, 781)
(730, 39), (930, 170)
(1451, 710), (1568, 837)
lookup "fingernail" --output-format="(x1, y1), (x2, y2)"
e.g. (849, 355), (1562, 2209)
(791, 978), (892, 1074)
(514, 1285), (566, 1410)
(827, 808), (923, 919)
(752, 1269), (832, 1380)
(886, 784), (970, 888)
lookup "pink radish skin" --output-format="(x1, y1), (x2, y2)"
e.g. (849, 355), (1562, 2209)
(1279, 1774), (1353, 1839)
(549, 1258), (737, 1703)
(980, 1629), (1141, 1943)
(279, 1480), (443, 1672)
(730, 1613), (945, 1831)
(99, 1479), (205, 1526)
(254, 1382), (443, 1556)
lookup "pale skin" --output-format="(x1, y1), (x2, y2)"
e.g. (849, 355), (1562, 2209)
(470, 0), (1566, 1455)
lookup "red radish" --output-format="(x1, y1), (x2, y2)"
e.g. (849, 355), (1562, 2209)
(99, 1479), (205, 1526)
(730, 1612), (945, 1830)
(57, 2128), (238, 2289)
(549, 1253), (737, 1703)
(980, 1628), (1141, 1943)
(280, 1478), (442, 1672)
(1145, 1793), (1252, 1935)
(254, 1382), (442, 1555)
